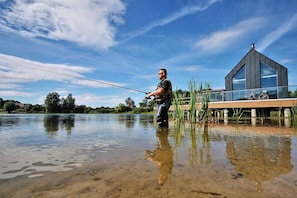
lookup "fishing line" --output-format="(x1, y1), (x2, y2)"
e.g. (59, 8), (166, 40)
(75, 76), (147, 94)
(0, 67), (148, 94)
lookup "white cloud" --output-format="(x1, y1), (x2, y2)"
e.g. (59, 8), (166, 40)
(0, 53), (126, 89)
(195, 17), (266, 54)
(75, 93), (124, 107)
(121, 0), (221, 43)
(257, 14), (297, 52)
(0, 0), (126, 49)
(279, 58), (295, 65)
(183, 65), (204, 72)
(0, 90), (34, 97)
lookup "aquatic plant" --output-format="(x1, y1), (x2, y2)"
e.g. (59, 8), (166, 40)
(188, 79), (197, 122)
(292, 103), (297, 129)
(172, 80), (210, 124)
(292, 103), (297, 118)
(197, 82), (211, 122)
(232, 108), (243, 124)
(172, 89), (185, 123)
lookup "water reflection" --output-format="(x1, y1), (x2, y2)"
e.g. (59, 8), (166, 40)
(146, 128), (173, 185)
(117, 114), (135, 128)
(226, 134), (293, 191)
(173, 123), (211, 166)
(43, 115), (74, 137)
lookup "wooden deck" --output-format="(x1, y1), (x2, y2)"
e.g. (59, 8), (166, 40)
(170, 98), (297, 111)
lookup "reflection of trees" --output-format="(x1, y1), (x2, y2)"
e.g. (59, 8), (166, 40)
(0, 116), (20, 128)
(139, 115), (154, 128)
(116, 114), (155, 129)
(61, 115), (75, 134)
(125, 114), (135, 128)
(146, 128), (173, 185)
(226, 135), (293, 190)
(44, 115), (59, 137)
(117, 114), (135, 128)
(44, 115), (75, 137)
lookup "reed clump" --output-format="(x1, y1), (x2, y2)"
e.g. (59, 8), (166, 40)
(172, 89), (185, 123)
(172, 80), (210, 124)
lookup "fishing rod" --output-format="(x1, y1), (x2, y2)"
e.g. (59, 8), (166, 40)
(80, 77), (148, 94)
(84, 77), (154, 100)
(2, 68), (148, 94)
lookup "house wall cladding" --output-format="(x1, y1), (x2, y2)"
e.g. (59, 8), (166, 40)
(225, 48), (288, 92)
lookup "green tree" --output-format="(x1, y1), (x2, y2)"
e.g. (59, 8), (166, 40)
(24, 104), (33, 112)
(0, 98), (4, 108)
(65, 94), (75, 112)
(288, 89), (297, 98)
(45, 92), (61, 113)
(32, 104), (44, 112)
(61, 94), (75, 113)
(115, 103), (131, 113)
(139, 98), (149, 107)
(4, 101), (16, 113)
(125, 97), (135, 108)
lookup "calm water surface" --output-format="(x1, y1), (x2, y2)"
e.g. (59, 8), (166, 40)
(1, 114), (297, 197)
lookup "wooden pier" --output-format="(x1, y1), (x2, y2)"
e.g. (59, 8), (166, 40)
(170, 98), (297, 126)
(170, 98), (297, 110)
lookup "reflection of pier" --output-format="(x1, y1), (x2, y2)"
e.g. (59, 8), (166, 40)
(225, 134), (293, 189)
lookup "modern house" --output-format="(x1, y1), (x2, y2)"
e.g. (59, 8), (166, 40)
(224, 44), (288, 101)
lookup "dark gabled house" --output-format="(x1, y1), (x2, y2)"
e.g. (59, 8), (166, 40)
(225, 44), (288, 100)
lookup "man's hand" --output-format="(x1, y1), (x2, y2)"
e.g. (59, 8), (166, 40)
(146, 92), (151, 99)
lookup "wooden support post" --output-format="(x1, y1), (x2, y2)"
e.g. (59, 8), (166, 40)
(284, 108), (291, 127)
(224, 109), (228, 124)
(251, 109), (256, 126)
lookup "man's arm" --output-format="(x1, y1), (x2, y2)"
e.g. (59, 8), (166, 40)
(146, 87), (165, 98)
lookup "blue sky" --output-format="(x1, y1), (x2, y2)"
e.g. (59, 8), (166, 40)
(0, 0), (297, 107)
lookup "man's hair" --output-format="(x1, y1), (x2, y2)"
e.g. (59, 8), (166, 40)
(160, 68), (167, 77)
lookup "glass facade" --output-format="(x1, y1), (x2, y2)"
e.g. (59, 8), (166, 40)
(261, 62), (277, 87)
(261, 62), (277, 98)
(232, 65), (246, 100)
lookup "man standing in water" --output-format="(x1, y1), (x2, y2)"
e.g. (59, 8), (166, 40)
(146, 68), (173, 128)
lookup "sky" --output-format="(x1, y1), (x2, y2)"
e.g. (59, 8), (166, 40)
(0, 0), (297, 108)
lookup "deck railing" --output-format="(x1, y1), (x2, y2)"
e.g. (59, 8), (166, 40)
(207, 85), (297, 102)
(178, 85), (297, 104)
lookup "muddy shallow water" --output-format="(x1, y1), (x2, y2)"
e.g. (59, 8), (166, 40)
(0, 114), (297, 197)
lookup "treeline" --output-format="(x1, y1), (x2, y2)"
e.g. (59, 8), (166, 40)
(0, 92), (155, 114)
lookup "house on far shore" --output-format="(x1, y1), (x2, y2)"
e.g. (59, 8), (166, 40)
(224, 44), (288, 101)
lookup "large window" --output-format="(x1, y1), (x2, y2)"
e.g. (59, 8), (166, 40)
(261, 62), (277, 87)
(261, 62), (277, 98)
(232, 65), (246, 100)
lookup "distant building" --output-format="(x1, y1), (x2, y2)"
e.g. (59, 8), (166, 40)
(225, 44), (288, 100)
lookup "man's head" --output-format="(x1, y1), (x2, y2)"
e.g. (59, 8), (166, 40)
(158, 68), (167, 80)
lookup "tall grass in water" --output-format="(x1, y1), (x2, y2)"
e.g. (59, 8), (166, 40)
(172, 90), (185, 124)
(292, 102), (297, 117)
(188, 79), (197, 122)
(278, 107), (282, 126)
(197, 82), (211, 122)
(172, 80), (211, 123)
(292, 103), (297, 129)
(232, 108), (243, 124)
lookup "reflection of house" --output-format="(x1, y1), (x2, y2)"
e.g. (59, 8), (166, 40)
(226, 135), (293, 185)
(225, 44), (288, 100)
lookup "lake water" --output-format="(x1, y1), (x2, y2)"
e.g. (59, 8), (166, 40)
(1, 114), (297, 197)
